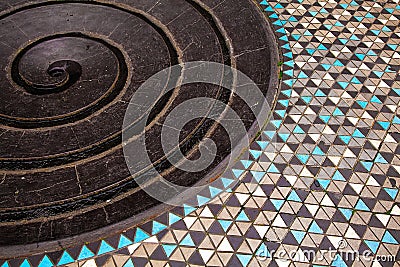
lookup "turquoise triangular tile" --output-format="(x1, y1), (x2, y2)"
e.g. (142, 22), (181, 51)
(283, 51), (293, 58)
(180, 234), (195, 246)
(321, 8), (328, 13)
(257, 141), (269, 150)
(304, 30), (312, 36)
(251, 171), (265, 182)
(297, 154), (310, 164)
(78, 245), (95, 261)
(366, 12), (375, 19)
(371, 96), (382, 104)
(321, 64), (331, 70)
(351, 77), (361, 84)
(134, 228), (150, 243)
(364, 240), (379, 253)
(250, 149), (262, 159)
(219, 219), (233, 231)
(377, 121), (390, 130)
(256, 243), (271, 258)
(352, 129), (365, 138)
(318, 44), (327, 50)
(169, 212), (181, 225)
(233, 169), (245, 178)
(318, 179), (330, 190)
(339, 208), (353, 220)
(292, 34), (301, 40)
(373, 71), (384, 78)
(282, 88), (292, 96)
(319, 115), (330, 123)
(283, 58), (293, 68)
(271, 199), (284, 210)
(267, 163), (279, 173)
(236, 210), (250, 221)
(38, 256), (53, 267)
(355, 199), (370, 211)
(278, 99), (289, 107)
(271, 119), (283, 128)
(288, 191), (302, 202)
(334, 60), (344, 67)
(350, 0), (358, 6)
(331, 254), (347, 267)
(264, 131), (276, 139)
(315, 89), (326, 97)
(162, 244), (177, 257)
(385, 8), (394, 13)
(20, 260), (30, 267)
(356, 100), (367, 108)
(355, 54), (366, 60)
(278, 133), (290, 142)
(197, 195), (210, 206)
(384, 188), (398, 200)
(361, 161), (373, 171)
(294, 125), (305, 134)
(382, 231), (398, 244)
(183, 204), (196, 216)
(221, 177), (234, 188)
(241, 160), (253, 169)
(301, 96), (312, 104)
(123, 259), (134, 267)
(291, 230), (306, 243)
(375, 153), (388, 164)
(298, 71), (308, 79)
(313, 146), (324, 155)
(333, 171), (346, 181)
(393, 88), (400, 96)
(309, 221), (323, 234)
(280, 35), (289, 42)
(237, 254), (252, 267)
(333, 107), (344, 116)
(275, 110), (286, 118)
(209, 186), (223, 198)
(58, 251), (74, 266)
(152, 221), (167, 235)
(99, 240), (115, 255)
(118, 234), (133, 249)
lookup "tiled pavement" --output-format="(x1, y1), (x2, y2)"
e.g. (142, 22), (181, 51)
(2, 0), (400, 266)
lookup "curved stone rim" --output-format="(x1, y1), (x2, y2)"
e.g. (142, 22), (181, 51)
(0, 0), (280, 255)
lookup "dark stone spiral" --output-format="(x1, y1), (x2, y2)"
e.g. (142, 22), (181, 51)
(6, 32), (129, 128)
(0, 0), (278, 254)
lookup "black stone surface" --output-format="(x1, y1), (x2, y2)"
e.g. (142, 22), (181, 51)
(0, 0), (278, 248)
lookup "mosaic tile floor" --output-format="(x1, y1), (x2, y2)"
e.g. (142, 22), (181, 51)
(2, 0), (400, 266)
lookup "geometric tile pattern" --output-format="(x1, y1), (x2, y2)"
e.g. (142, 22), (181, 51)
(1, 0), (400, 266)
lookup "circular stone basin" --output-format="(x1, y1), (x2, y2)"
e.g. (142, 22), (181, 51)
(0, 0), (279, 254)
